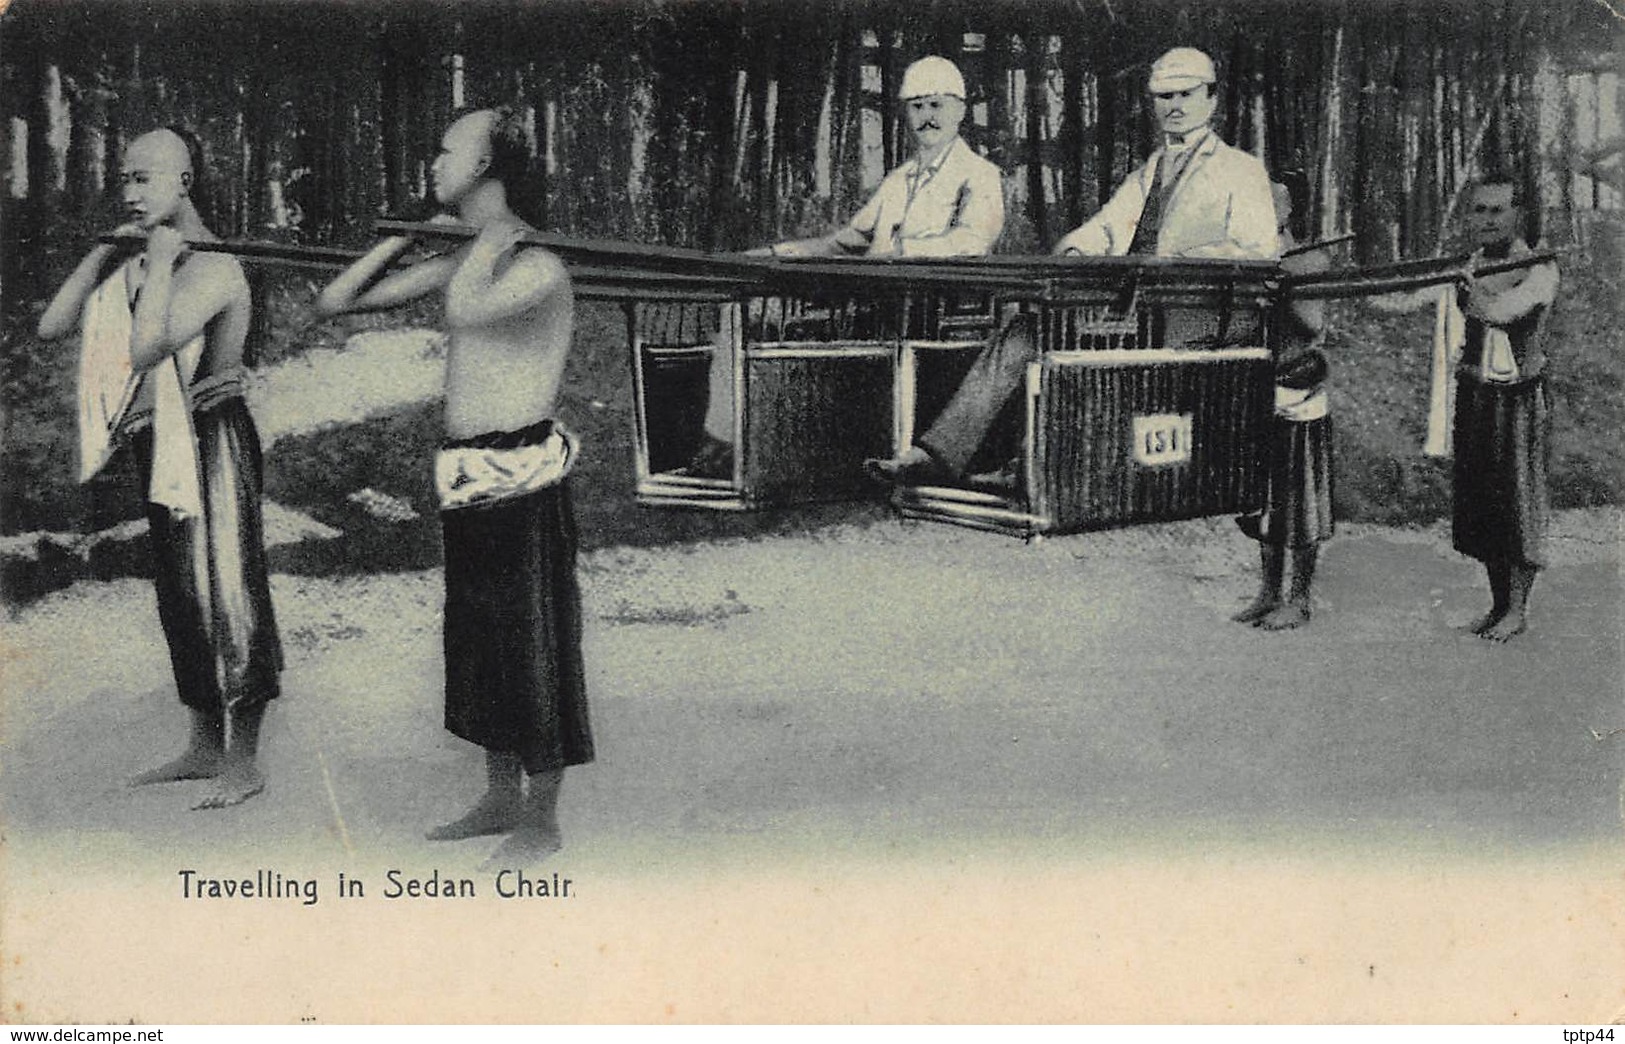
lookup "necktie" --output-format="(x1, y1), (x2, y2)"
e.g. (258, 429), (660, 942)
(1127, 155), (1166, 256)
(1129, 140), (1202, 256)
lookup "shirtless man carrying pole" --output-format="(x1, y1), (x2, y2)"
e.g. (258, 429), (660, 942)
(317, 106), (593, 867)
(38, 126), (283, 810)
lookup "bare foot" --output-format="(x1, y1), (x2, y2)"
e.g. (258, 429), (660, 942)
(130, 750), (221, 787)
(478, 826), (562, 872)
(1259, 603), (1310, 631)
(1231, 596), (1279, 624)
(1466, 610), (1504, 635)
(192, 763), (265, 810)
(427, 792), (523, 841)
(1479, 612), (1527, 643)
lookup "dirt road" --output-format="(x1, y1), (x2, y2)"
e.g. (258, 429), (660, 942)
(3, 509), (1621, 1022)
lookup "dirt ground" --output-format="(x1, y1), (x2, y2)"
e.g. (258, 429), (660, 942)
(2, 506), (1621, 1023)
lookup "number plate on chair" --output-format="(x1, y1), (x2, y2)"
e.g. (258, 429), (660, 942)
(1131, 414), (1193, 467)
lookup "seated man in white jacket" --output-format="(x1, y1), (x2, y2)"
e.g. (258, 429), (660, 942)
(683, 55), (1005, 479)
(869, 46), (1278, 486)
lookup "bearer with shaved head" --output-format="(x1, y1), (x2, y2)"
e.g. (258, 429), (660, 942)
(1369, 181), (1559, 642)
(318, 106), (593, 867)
(1447, 182), (1559, 642)
(38, 125), (283, 809)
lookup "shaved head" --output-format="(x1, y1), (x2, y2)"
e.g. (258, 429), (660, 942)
(121, 125), (206, 229)
(125, 128), (194, 177)
(453, 105), (531, 193)
(451, 107), (498, 139)
(433, 105), (535, 216)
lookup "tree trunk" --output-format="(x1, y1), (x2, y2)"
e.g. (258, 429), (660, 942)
(3, 13), (46, 306)
(1592, 71), (1603, 210)
(1434, 78), (1506, 251)
(1224, 28), (1247, 145)
(379, 18), (409, 216)
(1024, 34), (1048, 246)
(1092, 26), (1116, 215)
(1514, 33), (1542, 244)
(244, 54), (270, 233)
(878, 20), (899, 174)
(1059, 23), (1087, 228)
(1394, 5), (1414, 254)
(986, 29), (1011, 170)
(1350, 29), (1375, 261)
(827, 10), (863, 225)
(66, 70), (107, 214)
(1557, 68), (1576, 221)
(745, 24), (775, 240)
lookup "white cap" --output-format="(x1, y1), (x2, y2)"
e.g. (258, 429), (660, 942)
(1148, 47), (1216, 93)
(899, 56), (966, 100)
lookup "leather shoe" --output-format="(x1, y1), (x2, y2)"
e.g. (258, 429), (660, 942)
(676, 436), (734, 479)
(864, 447), (951, 486)
(966, 459), (1021, 492)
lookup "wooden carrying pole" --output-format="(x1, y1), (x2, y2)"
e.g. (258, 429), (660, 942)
(97, 233), (366, 271)
(1283, 232), (1356, 258)
(97, 231), (756, 301)
(1283, 248), (1561, 300)
(103, 224), (1529, 305)
(95, 223), (1278, 298)
(374, 219), (767, 276)
(373, 219), (1044, 294)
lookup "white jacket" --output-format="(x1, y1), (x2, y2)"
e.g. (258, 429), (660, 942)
(1054, 131), (1278, 260)
(842, 137), (1005, 258)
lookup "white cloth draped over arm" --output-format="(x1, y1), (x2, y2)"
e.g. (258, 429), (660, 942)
(147, 338), (205, 517)
(78, 262), (206, 516)
(1427, 288), (1464, 456)
(77, 269), (140, 482)
(1369, 283), (1462, 457)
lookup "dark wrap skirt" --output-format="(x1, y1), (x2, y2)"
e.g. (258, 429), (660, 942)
(1452, 373), (1550, 568)
(131, 396), (283, 714)
(441, 459), (594, 775)
(1250, 414), (1336, 549)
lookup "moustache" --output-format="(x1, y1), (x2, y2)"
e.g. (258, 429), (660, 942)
(916, 121), (941, 131)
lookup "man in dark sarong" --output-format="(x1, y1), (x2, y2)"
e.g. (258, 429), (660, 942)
(1448, 182), (1559, 642)
(1233, 183), (1335, 630)
(1369, 181), (1559, 643)
(38, 126), (283, 809)
(318, 106), (592, 867)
